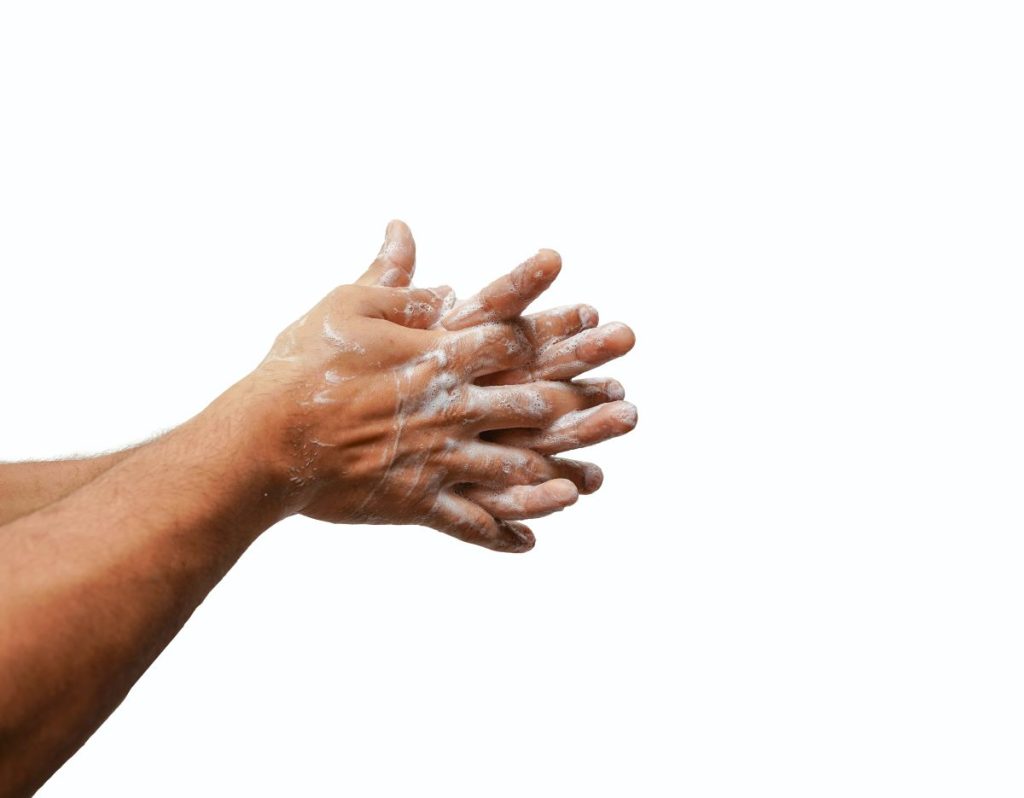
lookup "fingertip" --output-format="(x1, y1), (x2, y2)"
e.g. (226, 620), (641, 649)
(534, 248), (562, 280)
(380, 219), (415, 268)
(548, 478), (579, 506)
(607, 321), (636, 352)
(579, 304), (599, 329)
(582, 463), (604, 493)
(508, 249), (562, 302)
(498, 520), (536, 553)
(605, 379), (626, 401)
(611, 400), (638, 429)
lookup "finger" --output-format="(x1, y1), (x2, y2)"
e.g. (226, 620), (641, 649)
(462, 378), (625, 432)
(355, 219), (417, 287)
(481, 305), (600, 386)
(498, 521), (536, 551)
(446, 440), (554, 488)
(546, 457), (604, 494)
(448, 441), (603, 495)
(356, 285), (455, 329)
(441, 249), (562, 330)
(572, 377), (628, 402)
(460, 479), (578, 521)
(426, 490), (535, 553)
(443, 323), (532, 380)
(519, 303), (599, 350)
(486, 400), (638, 455)
(480, 321), (636, 385)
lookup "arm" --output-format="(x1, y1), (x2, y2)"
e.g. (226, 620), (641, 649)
(0, 387), (282, 796)
(0, 221), (635, 531)
(0, 444), (149, 527)
(0, 253), (635, 796)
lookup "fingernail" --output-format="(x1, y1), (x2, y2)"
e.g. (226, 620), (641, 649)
(513, 533), (535, 553)
(500, 523), (535, 553)
(583, 464), (604, 492)
(605, 379), (625, 401)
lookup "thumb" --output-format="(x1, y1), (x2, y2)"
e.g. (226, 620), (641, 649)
(354, 219), (417, 287)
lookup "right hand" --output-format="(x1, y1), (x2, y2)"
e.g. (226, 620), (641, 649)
(246, 276), (622, 553)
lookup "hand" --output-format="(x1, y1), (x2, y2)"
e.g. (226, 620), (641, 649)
(249, 274), (626, 553)
(355, 220), (638, 520)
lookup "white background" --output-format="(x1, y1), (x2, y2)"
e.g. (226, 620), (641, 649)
(2, 1), (1023, 795)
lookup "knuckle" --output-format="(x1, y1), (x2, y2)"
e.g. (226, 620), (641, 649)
(330, 284), (369, 311)
(523, 451), (552, 481)
(509, 386), (553, 424)
(502, 324), (533, 365)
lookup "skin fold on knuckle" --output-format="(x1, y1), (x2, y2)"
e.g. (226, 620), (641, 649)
(457, 324), (526, 376)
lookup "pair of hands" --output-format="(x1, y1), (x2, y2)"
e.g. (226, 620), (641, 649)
(0, 222), (637, 798)
(244, 221), (636, 553)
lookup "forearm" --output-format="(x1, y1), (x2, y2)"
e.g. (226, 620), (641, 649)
(0, 445), (148, 527)
(0, 382), (289, 797)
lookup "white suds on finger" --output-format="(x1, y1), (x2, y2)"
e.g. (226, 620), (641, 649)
(578, 305), (598, 328)
(417, 371), (461, 418)
(466, 385), (551, 424)
(442, 297), (484, 328)
(379, 268), (404, 286)
(404, 300), (436, 324)
(430, 490), (477, 526)
(611, 401), (638, 426)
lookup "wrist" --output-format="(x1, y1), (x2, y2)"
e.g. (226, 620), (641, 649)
(198, 371), (313, 523)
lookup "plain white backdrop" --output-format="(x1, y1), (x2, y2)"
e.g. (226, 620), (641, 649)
(2, 1), (1022, 795)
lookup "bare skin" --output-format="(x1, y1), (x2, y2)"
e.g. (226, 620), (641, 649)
(355, 220), (637, 521)
(0, 449), (138, 527)
(256, 280), (618, 549)
(0, 225), (636, 796)
(0, 221), (636, 528)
